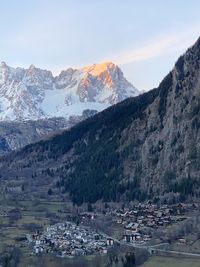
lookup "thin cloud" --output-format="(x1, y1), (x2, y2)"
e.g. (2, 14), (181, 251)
(108, 30), (200, 65)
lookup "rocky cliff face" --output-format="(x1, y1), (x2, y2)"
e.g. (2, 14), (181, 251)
(0, 61), (138, 121)
(1, 38), (200, 204)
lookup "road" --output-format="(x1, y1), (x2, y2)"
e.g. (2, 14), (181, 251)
(99, 230), (200, 258)
(155, 249), (200, 257)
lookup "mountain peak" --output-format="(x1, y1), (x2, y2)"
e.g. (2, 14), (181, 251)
(80, 61), (117, 76)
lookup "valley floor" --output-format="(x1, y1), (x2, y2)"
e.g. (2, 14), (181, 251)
(140, 255), (200, 267)
(1, 198), (200, 266)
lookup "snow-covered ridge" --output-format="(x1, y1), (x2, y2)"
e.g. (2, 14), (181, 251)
(0, 61), (139, 121)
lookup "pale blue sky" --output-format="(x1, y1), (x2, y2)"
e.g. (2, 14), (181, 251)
(0, 0), (200, 90)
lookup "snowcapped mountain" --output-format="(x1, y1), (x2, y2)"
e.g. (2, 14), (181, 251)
(0, 61), (138, 121)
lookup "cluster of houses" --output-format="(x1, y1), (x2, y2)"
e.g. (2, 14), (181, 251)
(27, 221), (114, 257)
(112, 202), (199, 244)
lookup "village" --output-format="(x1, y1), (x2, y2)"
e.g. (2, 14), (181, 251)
(110, 202), (199, 244)
(26, 221), (114, 257)
(24, 202), (200, 258)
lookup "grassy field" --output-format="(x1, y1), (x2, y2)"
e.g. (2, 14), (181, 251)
(17, 253), (109, 267)
(141, 256), (200, 267)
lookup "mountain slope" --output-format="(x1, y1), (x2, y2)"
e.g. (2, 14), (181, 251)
(0, 61), (138, 121)
(1, 37), (200, 204)
(0, 109), (97, 154)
